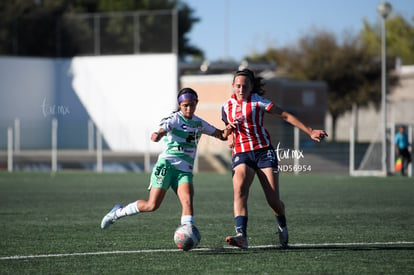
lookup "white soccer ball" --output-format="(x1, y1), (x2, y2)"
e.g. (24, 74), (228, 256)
(173, 224), (201, 251)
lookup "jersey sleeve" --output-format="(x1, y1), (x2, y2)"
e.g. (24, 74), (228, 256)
(221, 103), (229, 124)
(159, 112), (178, 132)
(202, 120), (217, 136)
(257, 95), (274, 111)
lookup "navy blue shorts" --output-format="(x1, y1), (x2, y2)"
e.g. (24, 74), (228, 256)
(232, 146), (278, 170)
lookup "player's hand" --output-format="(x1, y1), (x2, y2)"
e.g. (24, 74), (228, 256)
(151, 129), (166, 142)
(151, 132), (163, 142)
(226, 122), (238, 130)
(310, 130), (328, 142)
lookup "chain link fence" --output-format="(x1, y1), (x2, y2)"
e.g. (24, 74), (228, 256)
(8, 9), (178, 57)
(59, 10), (178, 56)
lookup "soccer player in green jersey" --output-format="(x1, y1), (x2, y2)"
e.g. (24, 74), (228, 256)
(101, 88), (231, 229)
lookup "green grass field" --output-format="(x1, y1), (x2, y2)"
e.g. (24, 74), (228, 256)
(0, 172), (413, 274)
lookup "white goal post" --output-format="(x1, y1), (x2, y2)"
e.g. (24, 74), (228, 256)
(350, 123), (413, 177)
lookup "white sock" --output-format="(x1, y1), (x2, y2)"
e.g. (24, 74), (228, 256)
(115, 201), (140, 219)
(181, 215), (194, 225)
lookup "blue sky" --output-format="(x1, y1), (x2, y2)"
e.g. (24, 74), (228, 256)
(183, 0), (414, 62)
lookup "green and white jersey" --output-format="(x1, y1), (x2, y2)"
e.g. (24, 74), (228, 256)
(158, 111), (217, 172)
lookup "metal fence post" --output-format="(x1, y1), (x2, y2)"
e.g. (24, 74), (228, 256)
(7, 127), (13, 172)
(96, 128), (103, 172)
(51, 118), (58, 172)
(14, 118), (20, 152)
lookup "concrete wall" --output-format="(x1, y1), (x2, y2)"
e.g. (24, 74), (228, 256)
(0, 57), (56, 149)
(0, 55), (178, 151)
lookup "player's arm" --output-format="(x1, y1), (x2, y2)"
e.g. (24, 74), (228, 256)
(151, 128), (167, 142)
(212, 121), (237, 141)
(268, 105), (327, 142)
(211, 127), (230, 141)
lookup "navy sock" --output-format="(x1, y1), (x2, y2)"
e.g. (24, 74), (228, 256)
(235, 216), (248, 237)
(276, 215), (287, 227)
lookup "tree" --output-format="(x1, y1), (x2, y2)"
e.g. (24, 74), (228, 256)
(248, 31), (398, 140)
(176, 2), (203, 61)
(361, 15), (414, 65)
(0, 0), (203, 60)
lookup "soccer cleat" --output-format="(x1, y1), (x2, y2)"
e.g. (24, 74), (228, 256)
(278, 225), (289, 248)
(226, 233), (248, 249)
(101, 204), (122, 229)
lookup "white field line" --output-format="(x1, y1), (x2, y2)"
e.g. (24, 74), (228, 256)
(1, 241), (413, 260)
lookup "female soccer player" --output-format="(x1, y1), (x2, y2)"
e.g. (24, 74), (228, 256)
(101, 88), (231, 229)
(222, 69), (327, 249)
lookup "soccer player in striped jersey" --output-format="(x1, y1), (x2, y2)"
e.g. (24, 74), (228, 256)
(101, 88), (231, 230)
(222, 69), (327, 249)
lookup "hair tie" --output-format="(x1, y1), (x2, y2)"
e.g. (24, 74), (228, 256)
(178, 93), (198, 104)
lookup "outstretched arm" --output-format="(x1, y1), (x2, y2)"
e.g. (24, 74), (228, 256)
(269, 105), (328, 142)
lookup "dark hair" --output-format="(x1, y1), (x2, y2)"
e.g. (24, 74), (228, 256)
(233, 69), (265, 95)
(177, 87), (199, 103)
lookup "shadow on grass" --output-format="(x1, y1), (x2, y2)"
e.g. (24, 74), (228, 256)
(195, 244), (414, 255)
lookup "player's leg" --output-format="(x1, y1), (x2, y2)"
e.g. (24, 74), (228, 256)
(100, 159), (171, 229)
(136, 188), (167, 212)
(101, 188), (167, 229)
(176, 182), (194, 225)
(233, 163), (255, 219)
(226, 163), (255, 249)
(256, 167), (284, 215)
(256, 168), (288, 248)
(174, 171), (195, 225)
(256, 146), (289, 248)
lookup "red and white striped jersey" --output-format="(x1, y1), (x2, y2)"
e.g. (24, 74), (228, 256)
(222, 93), (274, 155)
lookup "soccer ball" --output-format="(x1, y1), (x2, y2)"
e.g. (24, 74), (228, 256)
(173, 224), (201, 251)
